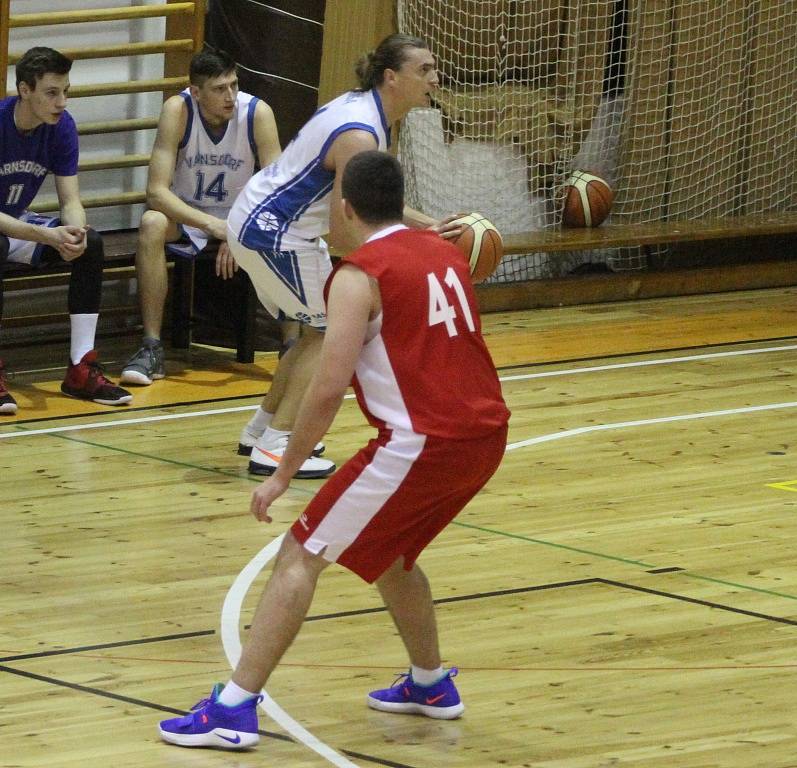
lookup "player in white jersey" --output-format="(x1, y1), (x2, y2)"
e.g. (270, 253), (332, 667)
(228, 34), (460, 479)
(121, 49), (280, 386)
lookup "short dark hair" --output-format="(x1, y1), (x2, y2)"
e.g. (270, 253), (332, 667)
(342, 151), (404, 225)
(16, 47), (72, 90)
(354, 33), (429, 90)
(189, 47), (237, 86)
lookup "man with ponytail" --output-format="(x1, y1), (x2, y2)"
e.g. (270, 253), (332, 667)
(226, 34), (458, 479)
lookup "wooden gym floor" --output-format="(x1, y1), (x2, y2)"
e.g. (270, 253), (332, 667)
(3, 286), (797, 767)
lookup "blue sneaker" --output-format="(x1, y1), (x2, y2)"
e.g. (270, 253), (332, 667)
(367, 668), (465, 719)
(158, 684), (262, 749)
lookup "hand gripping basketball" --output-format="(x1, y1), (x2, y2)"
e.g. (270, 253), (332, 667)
(449, 213), (504, 283)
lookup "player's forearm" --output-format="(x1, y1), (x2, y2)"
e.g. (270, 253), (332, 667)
(0, 211), (54, 244)
(402, 204), (435, 229)
(147, 186), (223, 236)
(273, 384), (346, 481)
(59, 199), (87, 228)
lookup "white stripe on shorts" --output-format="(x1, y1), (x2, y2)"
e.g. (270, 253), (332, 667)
(303, 430), (427, 563)
(7, 211), (59, 265)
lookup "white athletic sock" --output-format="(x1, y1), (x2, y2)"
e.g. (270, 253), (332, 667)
(218, 680), (259, 707)
(69, 314), (98, 364)
(246, 407), (273, 435)
(259, 425), (291, 447)
(411, 665), (445, 686)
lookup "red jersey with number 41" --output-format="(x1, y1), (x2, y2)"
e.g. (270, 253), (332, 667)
(334, 227), (510, 439)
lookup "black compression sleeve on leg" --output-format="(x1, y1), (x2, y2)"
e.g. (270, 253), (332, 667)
(67, 229), (104, 314)
(0, 235), (9, 324)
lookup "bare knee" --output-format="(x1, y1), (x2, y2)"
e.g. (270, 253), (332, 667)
(377, 557), (424, 591)
(273, 531), (329, 581)
(138, 210), (174, 256)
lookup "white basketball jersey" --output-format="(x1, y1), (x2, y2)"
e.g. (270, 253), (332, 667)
(230, 88), (391, 251)
(171, 89), (260, 219)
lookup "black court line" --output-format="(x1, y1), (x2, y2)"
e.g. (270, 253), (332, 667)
(0, 628), (216, 663)
(0, 663), (289, 742)
(3, 576), (794, 665)
(0, 664), (419, 768)
(0, 581), (595, 663)
(3, 576), (795, 767)
(596, 579), (797, 626)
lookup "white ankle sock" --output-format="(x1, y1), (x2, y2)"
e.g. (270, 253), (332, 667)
(246, 407), (273, 435)
(411, 665), (444, 686)
(69, 314), (98, 364)
(259, 425), (290, 447)
(218, 680), (258, 707)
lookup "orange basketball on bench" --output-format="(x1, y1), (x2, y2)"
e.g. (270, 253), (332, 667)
(449, 213), (504, 283)
(561, 171), (614, 227)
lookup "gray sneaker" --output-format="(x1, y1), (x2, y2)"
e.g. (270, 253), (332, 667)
(121, 342), (165, 385)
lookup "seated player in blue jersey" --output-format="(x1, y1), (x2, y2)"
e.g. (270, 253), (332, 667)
(0, 47), (132, 414)
(157, 151), (509, 750)
(120, 48), (282, 386)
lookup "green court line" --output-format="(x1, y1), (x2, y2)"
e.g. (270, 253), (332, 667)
(451, 520), (657, 568)
(451, 520), (797, 602)
(18, 427), (797, 603)
(41, 431), (319, 497)
(681, 572), (797, 601)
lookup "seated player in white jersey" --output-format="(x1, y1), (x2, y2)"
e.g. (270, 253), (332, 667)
(227, 33), (462, 480)
(120, 48), (281, 386)
(157, 150), (510, 750)
(0, 47), (132, 414)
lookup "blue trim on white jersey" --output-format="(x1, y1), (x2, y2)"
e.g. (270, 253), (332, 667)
(241, 156), (333, 251)
(371, 89), (391, 149)
(318, 122), (378, 164)
(178, 92), (193, 150)
(197, 105), (229, 146)
(239, 121), (376, 251)
(247, 97), (260, 168)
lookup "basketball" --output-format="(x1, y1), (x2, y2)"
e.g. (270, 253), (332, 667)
(449, 213), (504, 283)
(561, 171), (614, 227)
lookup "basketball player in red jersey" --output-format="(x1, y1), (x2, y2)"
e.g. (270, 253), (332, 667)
(158, 151), (510, 749)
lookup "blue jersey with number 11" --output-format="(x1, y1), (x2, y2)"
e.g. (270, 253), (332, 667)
(0, 96), (78, 218)
(171, 88), (260, 219)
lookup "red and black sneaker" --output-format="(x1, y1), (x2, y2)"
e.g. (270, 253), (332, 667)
(0, 359), (18, 415)
(61, 350), (132, 406)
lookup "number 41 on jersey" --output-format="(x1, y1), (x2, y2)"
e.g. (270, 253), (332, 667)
(427, 268), (475, 337)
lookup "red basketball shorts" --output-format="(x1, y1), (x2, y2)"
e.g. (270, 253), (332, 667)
(290, 423), (508, 583)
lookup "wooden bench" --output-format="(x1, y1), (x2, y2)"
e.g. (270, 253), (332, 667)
(3, 230), (259, 363)
(501, 212), (797, 254)
(6, 213), (796, 339)
(475, 212), (797, 312)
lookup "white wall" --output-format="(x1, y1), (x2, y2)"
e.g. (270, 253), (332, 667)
(7, 0), (174, 230)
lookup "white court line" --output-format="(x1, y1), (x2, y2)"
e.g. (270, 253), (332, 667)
(219, 393), (797, 766)
(2, 343), (796, 442)
(500, 343), (797, 382)
(0, 404), (258, 441)
(221, 533), (360, 768)
(506, 400), (797, 451)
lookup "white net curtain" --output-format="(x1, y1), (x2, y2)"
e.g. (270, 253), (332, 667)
(397, 1), (797, 282)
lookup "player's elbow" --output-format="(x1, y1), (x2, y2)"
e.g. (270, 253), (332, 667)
(145, 185), (167, 213)
(312, 379), (349, 413)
